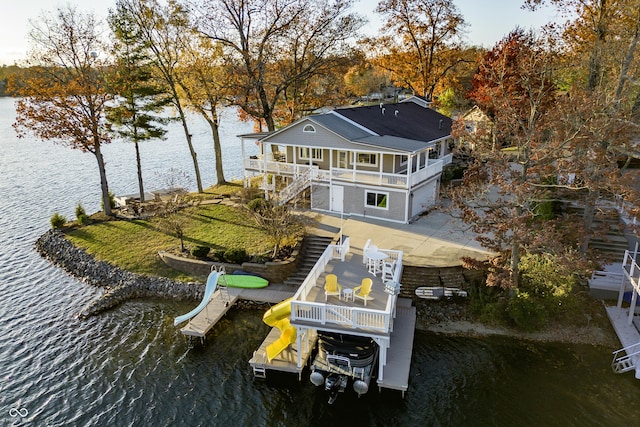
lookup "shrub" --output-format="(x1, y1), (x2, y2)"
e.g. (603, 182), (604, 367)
(213, 249), (226, 262)
(246, 197), (271, 212)
(50, 212), (67, 229)
(101, 191), (116, 211)
(224, 248), (248, 264)
(506, 291), (547, 332)
(191, 245), (211, 259)
(75, 203), (90, 225)
(441, 164), (465, 184)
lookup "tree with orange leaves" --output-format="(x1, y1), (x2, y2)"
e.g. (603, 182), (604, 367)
(11, 6), (114, 216)
(365, 0), (468, 100)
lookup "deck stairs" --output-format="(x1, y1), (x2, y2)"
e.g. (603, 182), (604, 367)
(577, 203), (638, 295)
(612, 342), (640, 373)
(565, 204), (632, 261)
(277, 168), (312, 206)
(283, 235), (333, 287)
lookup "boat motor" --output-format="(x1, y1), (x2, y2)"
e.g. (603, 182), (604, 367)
(324, 373), (347, 404)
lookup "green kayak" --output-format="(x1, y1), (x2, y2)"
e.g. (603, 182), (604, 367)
(218, 274), (268, 289)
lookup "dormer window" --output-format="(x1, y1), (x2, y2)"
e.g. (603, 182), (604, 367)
(303, 124), (316, 133)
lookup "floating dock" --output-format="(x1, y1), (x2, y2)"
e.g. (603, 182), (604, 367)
(179, 286), (296, 338)
(180, 288), (240, 337)
(377, 298), (416, 396)
(249, 328), (318, 380)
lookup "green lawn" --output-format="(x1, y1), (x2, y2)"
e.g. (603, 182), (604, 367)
(66, 201), (273, 281)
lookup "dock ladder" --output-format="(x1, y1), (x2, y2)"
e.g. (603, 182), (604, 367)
(611, 342), (640, 373)
(214, 266), (232, 307)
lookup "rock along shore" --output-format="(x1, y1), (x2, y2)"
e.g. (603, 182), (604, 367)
(35, 229), (204, 318)
(35, 230), (618, 347)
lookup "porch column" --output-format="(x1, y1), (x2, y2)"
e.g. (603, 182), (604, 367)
(352, 150), (357, 182)
(241, 137), (247, 188)
(297, 327), (303, 368)
(263, 143), (269, 199)
(407, 154), (414, 189)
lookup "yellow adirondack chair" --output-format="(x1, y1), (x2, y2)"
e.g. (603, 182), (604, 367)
(324, 274), (342, 301)
(353, 278), (373, 306)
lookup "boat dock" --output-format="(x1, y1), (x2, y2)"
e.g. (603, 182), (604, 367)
(248, 296), (417, 395)
(377, 298), (416, 396)
(249, 329), (318, 380)
(180, 285), (295, 338)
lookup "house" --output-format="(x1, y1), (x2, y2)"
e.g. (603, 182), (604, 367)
(239, 99), (454, 224)
(459, 105), (493, 151)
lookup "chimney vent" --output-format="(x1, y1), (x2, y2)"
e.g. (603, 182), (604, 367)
(382, 108), (385, 115)
(395, 110), (399, 117)
(438, 119), (443, 129)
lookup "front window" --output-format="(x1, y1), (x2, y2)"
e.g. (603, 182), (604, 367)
(354, 152), (378, 167)
(298, 147), (323, 161)
(365, 190), (388, 210)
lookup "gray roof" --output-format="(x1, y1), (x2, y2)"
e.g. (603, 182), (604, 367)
(352, 135), (436, 153)
(259, 100), (451, 153)
(309, 113), (373, 141)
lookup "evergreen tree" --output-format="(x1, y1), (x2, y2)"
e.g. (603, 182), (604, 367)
(107, 2), (173, 203)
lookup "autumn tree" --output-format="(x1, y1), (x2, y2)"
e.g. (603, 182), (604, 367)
(115, 0), (204, 192)
(194, 0), (365, 130)
(365, 0), (468, 100)
(11, 6), (114, 215)
(245, 198), (306, 258)
(175, 35), (229, 184)
(526, 0), (640, 250)
(107, 0), (173, 203)
(451, 29), (568, 288)
(344, 61), (391, 98)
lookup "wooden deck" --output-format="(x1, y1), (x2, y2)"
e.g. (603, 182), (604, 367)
(180, 288), (240, 337)
(377, 298), (416, 396)
(248, 328), (318, 379)
(310, 252), (392, 312)
(605, 306), (640, 378)
(179, 286), (295, 338)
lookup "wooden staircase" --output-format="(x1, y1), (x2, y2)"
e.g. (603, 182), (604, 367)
(277, 169), (313, 206)
(565, 203), (633, 262)
(283, 235), (333, 287)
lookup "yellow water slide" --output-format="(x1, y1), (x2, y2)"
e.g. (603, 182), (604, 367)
(263, 297), (297, 363)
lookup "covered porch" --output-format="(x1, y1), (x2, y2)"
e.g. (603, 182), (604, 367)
(239, 135), (453, 191)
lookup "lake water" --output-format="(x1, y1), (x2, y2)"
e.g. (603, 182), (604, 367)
(1, 96), (639, 426)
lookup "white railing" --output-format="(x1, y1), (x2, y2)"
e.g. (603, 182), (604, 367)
(622, 250), (640, 295)
(289, 238), (392, 332)
(278, 168), (313, 205)
(612, 342), (640, 373)
(332, 237), (350, 261)
(331, 168), (408, 188)
(292, 301), (390, 332)
(246, 157), (448, 189)
(409, 160), (444, 186)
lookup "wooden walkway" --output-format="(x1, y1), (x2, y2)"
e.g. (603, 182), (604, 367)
(179, 286), (295, 338)
(180, 288), (239, 337)
(606, 305), (640, 378)
(377, 297), (416, 396)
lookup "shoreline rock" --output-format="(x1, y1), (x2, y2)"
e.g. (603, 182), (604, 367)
(35, 229), (203, 318)
(35, 229), (618, 347)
